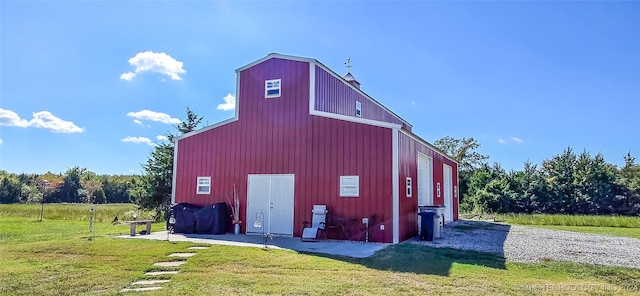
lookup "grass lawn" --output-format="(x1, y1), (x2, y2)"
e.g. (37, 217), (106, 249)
(497, 213), (640, 228)
(1, 205), (640, 295)
(0, 203), (155, 222)
(497, 213), (640, 239)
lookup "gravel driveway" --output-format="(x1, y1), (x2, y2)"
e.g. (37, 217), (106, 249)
(412, 220), (640, 269)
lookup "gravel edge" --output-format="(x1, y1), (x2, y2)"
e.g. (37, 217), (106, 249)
(410, 220), (640, 269)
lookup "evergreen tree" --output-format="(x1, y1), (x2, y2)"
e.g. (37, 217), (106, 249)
(131, 108), (203, 220)
(0, 173), (21, 204)
(541, 148), (577, 213)
(57, 167), (84, 203)
(617, 152), (640, 213)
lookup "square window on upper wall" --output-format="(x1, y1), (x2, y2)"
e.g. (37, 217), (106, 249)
(196, 177), (211, 195)
(265, 79), (281, 98)
(355, 101), (362, 117)
(340, 175), (359, 197)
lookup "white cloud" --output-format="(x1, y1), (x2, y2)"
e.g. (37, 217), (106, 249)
(120, 72), (135, 81)
(217, 93), (236, 111)
(156, 135), (169, 141)
(120, 51), (186, 81)
(511, 137), (523, 143)
(127, 110), (181, 124)
(121, 136), (154, 146)
(0, 138), (3, 145)
(0, 108), (30, 127)
(498, 139), (507, 144)
(29, 111), (84, 133)
(0, 108), (83, 133)
(132, 119), (151, 127)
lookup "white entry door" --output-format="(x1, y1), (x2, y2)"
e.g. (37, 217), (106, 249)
(246, 174), (295, 236)
(417, 154), (433, 206)
(443, 164), (454, 223)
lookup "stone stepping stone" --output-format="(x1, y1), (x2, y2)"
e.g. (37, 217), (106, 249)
(132, 279), (171, 285)
(145, 271), (179, 276)
(153, 261), (186, 267)
(188, 246), (209, 250)
(120, 286), (163, 292)
(168, 253), (196, 258)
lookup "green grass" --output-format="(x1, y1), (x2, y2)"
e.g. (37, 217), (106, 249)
(0, 217), (189, 296)
(496, 213), (640, 239)
(0, 203), (154, 222)
(498, 213), (640, 228)
(2, 205), (640, 295)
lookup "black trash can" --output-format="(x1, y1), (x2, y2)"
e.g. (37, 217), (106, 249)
(418, 212), (436, 241)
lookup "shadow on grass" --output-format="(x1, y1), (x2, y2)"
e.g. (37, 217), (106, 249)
(172, 220), (510, 277)
(304, 220), (510, 276)
(362, 244), (504, 276)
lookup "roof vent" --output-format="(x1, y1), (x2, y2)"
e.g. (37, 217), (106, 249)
(343, 57), (360, 89)
(343, 72), (361, 89)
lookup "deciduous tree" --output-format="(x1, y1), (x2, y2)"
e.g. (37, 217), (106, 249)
(433, 136), (489, 172)
(434, 136), (490, 210)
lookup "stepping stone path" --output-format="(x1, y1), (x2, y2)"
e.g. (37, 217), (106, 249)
(168, 253), (196, 258)
(132, 280), (171, 285)
(120, 246), (210, 293)
(188, 246), (209, 250)
(121, 286), (163, 292)
(153, 261), (186, 267)
(145, 271), (179, 276)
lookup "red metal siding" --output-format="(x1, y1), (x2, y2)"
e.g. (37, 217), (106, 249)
(175, 58), (395, 243)
(397, 132), (459, 242)
(314, 66), (410, 130)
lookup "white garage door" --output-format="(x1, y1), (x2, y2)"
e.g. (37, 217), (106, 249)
(246, 174), (295, 236)
(417, 154), (433, 206)
(443, 164), (454, 223)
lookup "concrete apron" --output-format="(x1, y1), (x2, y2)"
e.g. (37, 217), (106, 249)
(118, 231), (388, 258)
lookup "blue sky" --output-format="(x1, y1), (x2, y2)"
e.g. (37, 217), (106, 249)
(1, 1), (638, 175)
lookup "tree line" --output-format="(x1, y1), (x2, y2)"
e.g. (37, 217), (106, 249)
(435, 137), (640, 215)
(0, 108), (202, 221)
(3, 110), (638, 219)
(0, 167), (138, 204)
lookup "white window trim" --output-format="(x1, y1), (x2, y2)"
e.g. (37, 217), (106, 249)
(355, 100), (362, 117)
(340, 175), (359, 197)
(196, 176), (211, 195)
(265, 79), (281, 98)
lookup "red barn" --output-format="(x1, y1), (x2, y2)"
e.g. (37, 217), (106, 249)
(172, 53), (459, 244)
